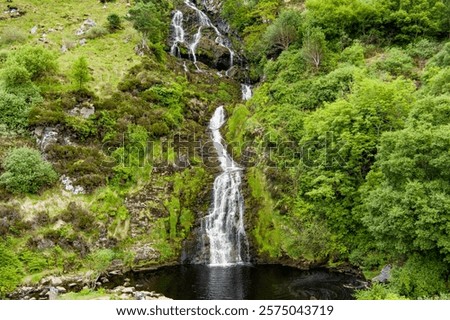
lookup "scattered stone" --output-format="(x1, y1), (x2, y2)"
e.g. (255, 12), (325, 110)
(112, 286), (125, 293)
(79, 38), (87, 46)
(61, 44), (68, 53)
(84, 19), (96, 27)
(68, 283), (78, 288)
(35, 127), (59, 152)
(60, 175), (85, 195)
(49, 276), (63, 287)
(372, 264), (392, 283)
(134, 292), (146, 300)
(121, 287), (135, 294)
(30, 26), (38, 34)
(69, 106), (95, 119)
(56, 287), (66, 294)
(47, 287), (59, 300)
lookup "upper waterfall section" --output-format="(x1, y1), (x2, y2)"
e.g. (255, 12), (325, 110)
(169, 0), (237, 73)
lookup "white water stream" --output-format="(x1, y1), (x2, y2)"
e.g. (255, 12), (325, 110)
(170, 0), (234, 73)
(203, 85), (252, 265)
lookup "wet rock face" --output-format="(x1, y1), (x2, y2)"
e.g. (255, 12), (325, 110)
(169, 1), (239, 72)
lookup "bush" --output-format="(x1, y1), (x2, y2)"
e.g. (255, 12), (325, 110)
(0, 91), (30, 131)
(60, 202), (95, 232)
(84, 249), (115, 279)
(1, 62), (42, 104)
(85, 26), (109, 39)
(391, 255), (448, 299)
(107, 13), (122, 31)
(374, 47), (415, 77)
(71, 57), (91, 90)
(0, 147), (58, 194)
(355, 283), (407, 300)
(8, 46), (58, 80)
(0, 243), (23, 297)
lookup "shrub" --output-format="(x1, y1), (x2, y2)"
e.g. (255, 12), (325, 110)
(355, 283), (407, 300)
(0, 91), (30, 131)
(391, 255), (448, 299)
(107, 13), (122, 31)
(85, 26), (109, 39)
(0, 244), (23, 297)
(374, 47), (415, 77)
(71, 57), (91, 90)
(1, 62), (42, 104)
(60, 202), (95, 232)
(84, 249), (115, 280)
(0, 147), (58, 194)
(8, 46), (58, 80)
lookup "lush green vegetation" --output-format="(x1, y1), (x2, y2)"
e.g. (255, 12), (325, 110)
(223, 0), (450, 299)
(0, 0), (448, 300)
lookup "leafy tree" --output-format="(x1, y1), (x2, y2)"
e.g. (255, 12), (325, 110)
(1, 62), (41, 103)
(107, 13), (122, 31)
(361, 96), (450, 261)
(301, 27), (327, 71)
(305, 0), (381, 40)
(296, 77), (415, 249)
(0, 147), (58, 194)
(0, 91), (30, 131)
(379, 0), (449, 42)
(8, 46), (58, 80)
(127, 1), (168, 44)
(263, 10), (302, 54)
(340, 41), (365, 66)
(71, 57), (91, 90)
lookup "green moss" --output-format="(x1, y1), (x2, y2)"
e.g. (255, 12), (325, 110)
(247, 167), (282, 258)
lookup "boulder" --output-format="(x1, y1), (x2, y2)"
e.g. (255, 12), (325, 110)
(372, 264), (392, 283)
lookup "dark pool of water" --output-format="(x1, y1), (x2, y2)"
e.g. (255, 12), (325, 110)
(108, 264), (361, 300)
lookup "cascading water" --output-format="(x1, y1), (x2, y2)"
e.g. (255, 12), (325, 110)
(170, 10), (185, 57)
(241, 84), (252, 101)
(205, 105), (249, 265)
(169, 0), (235, 73)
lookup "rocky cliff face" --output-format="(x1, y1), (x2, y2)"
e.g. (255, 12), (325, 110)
(168, 0), (243, 75)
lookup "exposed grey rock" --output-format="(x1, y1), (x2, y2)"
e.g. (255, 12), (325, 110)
(79, 38), (87, 46)
(30, 26), (38, 34)
(35, 127), (58, 152)
(69, 106), (95, 119)
(47, 287), (59, 300)
(61, 44), (68, 53)
(84, 19), (96, 27)
(121, 287), (135, 294)
(60, 175), (85, 195)
(50, 276), (63, 286)
(372, 264), (392, 283)
(134, 292), (146, 300)
(56, 286), (66, 293)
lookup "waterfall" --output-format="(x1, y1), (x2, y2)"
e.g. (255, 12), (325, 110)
(170, 0), (235, 73)
(205, 106), (249, 265)
(241, 84), (252, 101)
(170, 10), (185, 57)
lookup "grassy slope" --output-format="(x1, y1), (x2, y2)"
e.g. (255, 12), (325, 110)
(0, 0), (139, 96)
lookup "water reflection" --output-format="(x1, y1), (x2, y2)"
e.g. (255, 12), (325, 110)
(110, 265), (359, 300)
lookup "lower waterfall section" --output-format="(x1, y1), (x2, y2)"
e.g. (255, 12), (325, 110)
(203, 106), (249, 265)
